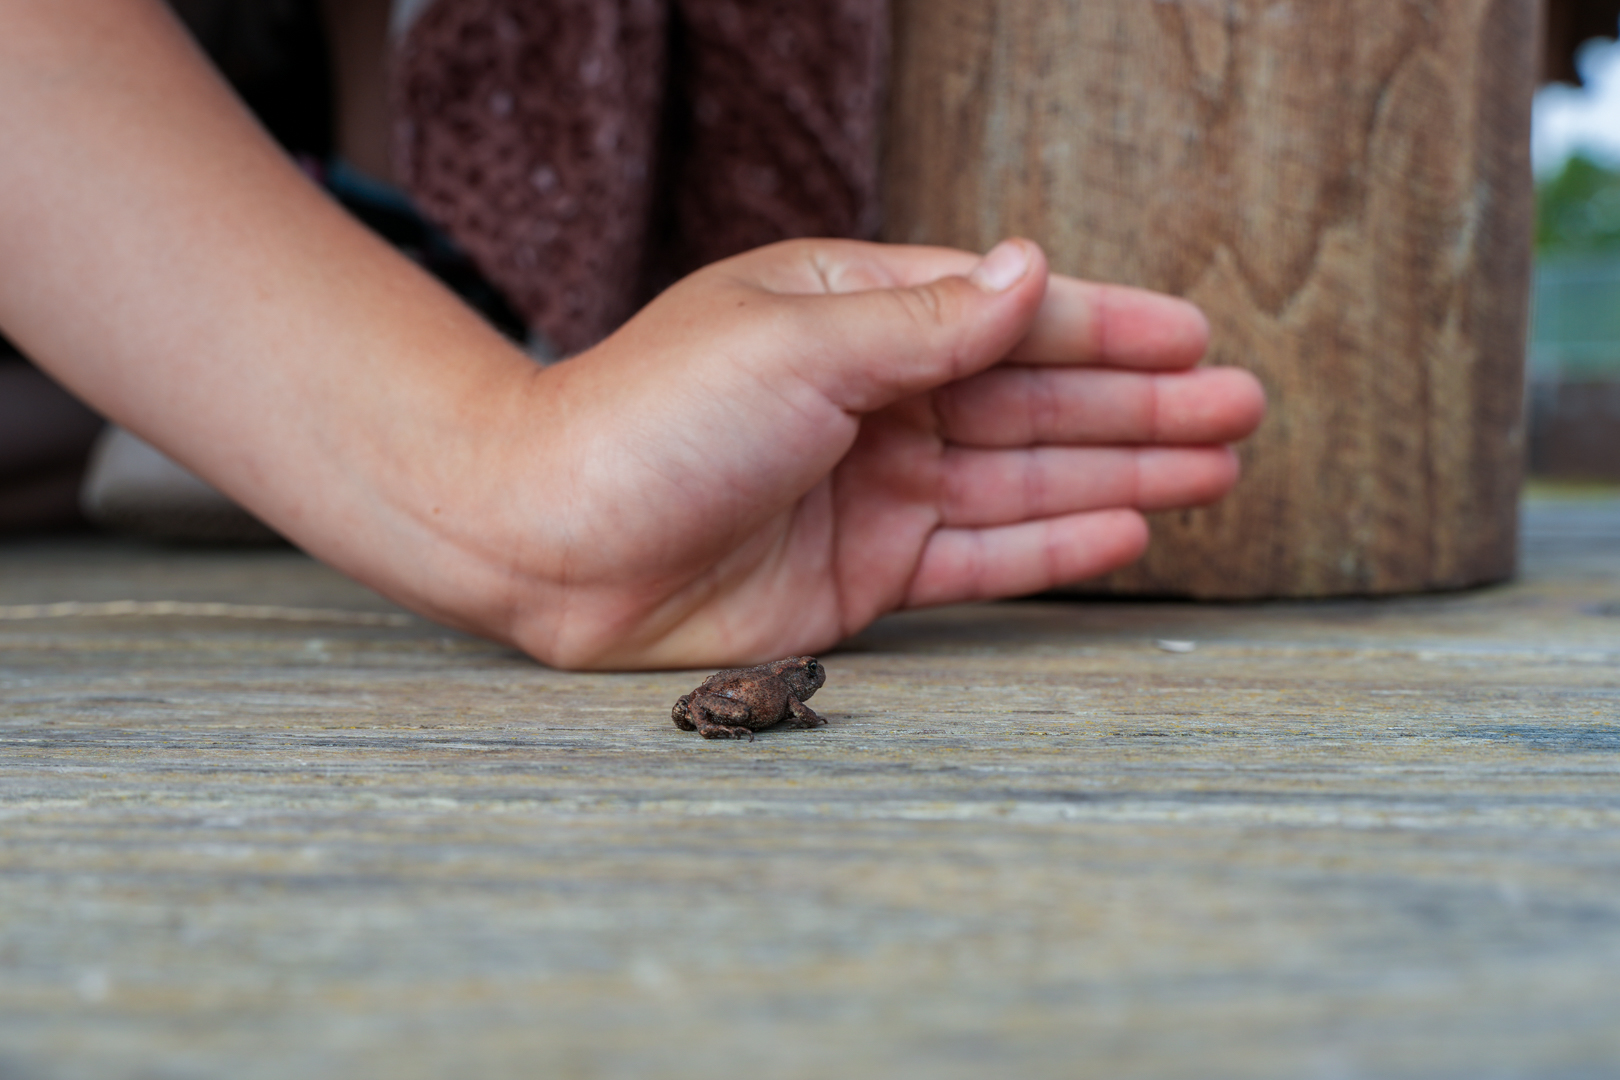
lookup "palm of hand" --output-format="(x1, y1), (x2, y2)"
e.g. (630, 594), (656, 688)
(503, 239), (1264, 669)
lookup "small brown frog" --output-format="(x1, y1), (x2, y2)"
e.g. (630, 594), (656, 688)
(671, 656), (827, 741)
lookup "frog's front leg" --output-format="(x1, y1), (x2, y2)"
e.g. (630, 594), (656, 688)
(686, 692), (757, 741)
(671, 695), (698, 731)
(784, 698), (826, 729)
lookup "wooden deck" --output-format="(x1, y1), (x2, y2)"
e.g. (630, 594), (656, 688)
(2, 493), (1618, 1079)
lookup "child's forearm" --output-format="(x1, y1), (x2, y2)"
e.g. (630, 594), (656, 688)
(0, 0), (540, 617)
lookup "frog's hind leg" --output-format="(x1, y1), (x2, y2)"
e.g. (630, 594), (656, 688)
(687, 692), (756, 741)
(785, 698), (826, 729)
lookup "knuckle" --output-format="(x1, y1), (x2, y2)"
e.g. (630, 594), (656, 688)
(892, 281), (958, 332)
(1023, 452), (1049, 516)
(1021, 368), (1054, 442)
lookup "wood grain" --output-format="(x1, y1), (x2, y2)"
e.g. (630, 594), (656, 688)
(1, 499), (1618, 1078)
(884, 0), (1537, 597)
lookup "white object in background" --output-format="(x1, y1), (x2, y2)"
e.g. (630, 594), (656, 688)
(79, 427), (280, 544)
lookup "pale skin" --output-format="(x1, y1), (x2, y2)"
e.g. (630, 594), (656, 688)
(0, 0), (1265, 670)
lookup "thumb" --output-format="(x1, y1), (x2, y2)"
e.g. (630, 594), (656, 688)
(792, 239), (1048, 413)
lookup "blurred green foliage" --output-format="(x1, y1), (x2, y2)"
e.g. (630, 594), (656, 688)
(1537, 153), (1620, 252)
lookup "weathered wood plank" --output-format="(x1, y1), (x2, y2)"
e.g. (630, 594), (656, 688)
(884, 0), (1537, 597)
(0, 494), (1617, 1078)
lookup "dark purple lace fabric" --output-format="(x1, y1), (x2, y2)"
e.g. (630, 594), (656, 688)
(394, 0), (888, 355)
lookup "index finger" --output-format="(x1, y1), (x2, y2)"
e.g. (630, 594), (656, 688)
(729, 239), (1209, 370)
(790, 245), (1211, 370)
(1007, 277), (1210, 370)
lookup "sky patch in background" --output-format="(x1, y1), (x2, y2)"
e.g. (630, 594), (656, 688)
(1535, 38), (1620, 177)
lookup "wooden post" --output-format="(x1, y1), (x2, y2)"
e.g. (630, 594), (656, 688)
(883, 0), (1538, 598)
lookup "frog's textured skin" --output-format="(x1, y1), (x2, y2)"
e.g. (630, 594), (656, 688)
(671, 656), (827, 741)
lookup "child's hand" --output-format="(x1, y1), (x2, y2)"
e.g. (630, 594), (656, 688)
(446, 238), (1264, 668)
(0, 1), (1261, 670)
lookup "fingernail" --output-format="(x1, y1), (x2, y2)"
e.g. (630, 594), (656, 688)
(969, 240), (1032, 293)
